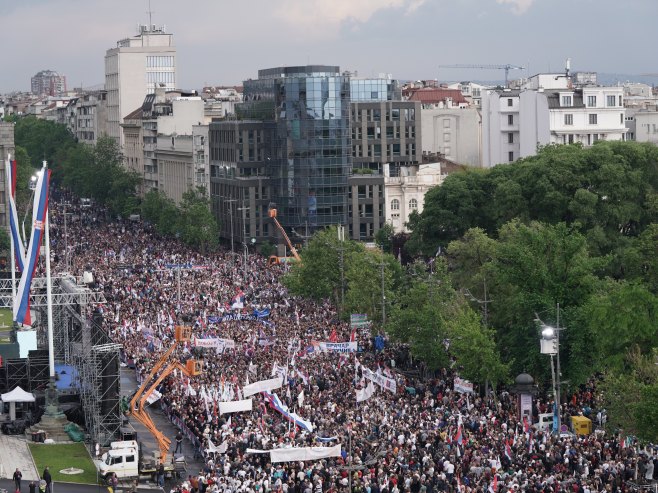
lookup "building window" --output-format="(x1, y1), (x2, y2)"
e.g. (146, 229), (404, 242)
(508, 151), (514, 162)
(409, 198), (418, 210)
(507, 98), (513, 107)
(619, 95), (623, 106)
(443, 119), (450, 128)
(561, 95), (572, 107)
(606, 95), (616, 107)
(587, 95), (597, 107)
(620, 113), (624, 124)
(589, 114), (598, 125)
(508, 132), (514, 144)
(391, 199), (400, 211)
(508, 114), (514, 125)
(564, 114), (573, 125)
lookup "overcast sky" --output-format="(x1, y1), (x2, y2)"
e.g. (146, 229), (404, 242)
(2, 0), (656, 93)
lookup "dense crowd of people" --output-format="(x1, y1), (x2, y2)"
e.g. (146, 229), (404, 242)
(47, 195), (656, 493)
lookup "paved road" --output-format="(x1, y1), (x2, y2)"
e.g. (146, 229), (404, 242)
(0, 476), (163, 493)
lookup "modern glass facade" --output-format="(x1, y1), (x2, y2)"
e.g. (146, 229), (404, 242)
(350, 79), (401, 102)
(241, 66), (352, 231)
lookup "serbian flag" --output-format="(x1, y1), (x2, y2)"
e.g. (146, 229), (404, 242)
(504, 440), (513, 461)
(523, 416), (530, 433)
(350, 327), (357, 342)
(454, 418), (464, 446)
(231, 289), (245, 309)
(14, 168), (51, 326)
(6, 158), (26, 271)
(329, 328), (338, 342)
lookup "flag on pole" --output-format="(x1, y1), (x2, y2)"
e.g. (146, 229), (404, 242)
(14, 167), (51, 326)
(6, 158), (25, 271)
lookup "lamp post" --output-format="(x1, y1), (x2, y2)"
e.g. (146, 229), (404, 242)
(538, 304), (563, 435)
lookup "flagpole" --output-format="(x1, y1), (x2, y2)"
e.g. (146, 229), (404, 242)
(7, 155), (16, 312)
(44, 162), (55, 378)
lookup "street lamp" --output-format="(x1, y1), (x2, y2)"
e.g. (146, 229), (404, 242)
(538, 304), (563, 435)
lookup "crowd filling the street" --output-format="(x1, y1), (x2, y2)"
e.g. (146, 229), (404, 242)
(47, 195), (657, 493)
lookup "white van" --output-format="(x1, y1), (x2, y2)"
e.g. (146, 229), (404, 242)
(95, 440), (140, 479)
(537, 413), (554, 432)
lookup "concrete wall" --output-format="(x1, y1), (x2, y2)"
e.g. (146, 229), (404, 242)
(519, 91), (550, 157)
(635, 111), (658, 143)
(420, 107), (481, 166)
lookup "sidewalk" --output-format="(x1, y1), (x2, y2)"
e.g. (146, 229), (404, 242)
(0, 434), (39, 481)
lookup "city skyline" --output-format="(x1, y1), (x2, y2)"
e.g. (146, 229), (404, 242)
(2, 0), (657, 94)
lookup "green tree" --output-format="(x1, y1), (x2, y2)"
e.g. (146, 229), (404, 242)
(177, 187), (219, 253)
(447, 305), (510, 390)
(374, 222), (394, 253)
(600, 347), (658, 442)
(343, 249), (401, 325)
(13, 116), (76, 170)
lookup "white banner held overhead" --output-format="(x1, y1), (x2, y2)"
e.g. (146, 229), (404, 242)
(193, 337), (236, 351)
(219, 399), (253, 415)
(307, 341), (358, 354)
(270, 445), (342, 463)
(362, 367), (397, 394)
(243, 376), (283, 397)
(356, 381), (375, 403)
(454, 377), (474, 394)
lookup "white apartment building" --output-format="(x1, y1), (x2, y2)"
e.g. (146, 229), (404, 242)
(483, 74), (626, 167)
(192, 124), (210, 196)
(446, 81), (489, 107)
(105, 25), (176, 147)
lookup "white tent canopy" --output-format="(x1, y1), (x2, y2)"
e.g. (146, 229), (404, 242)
(1, 386), (36, 403)
(1, 386), (35, 421)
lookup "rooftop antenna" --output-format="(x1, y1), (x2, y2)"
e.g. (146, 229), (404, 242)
(147, 0), (154, 29)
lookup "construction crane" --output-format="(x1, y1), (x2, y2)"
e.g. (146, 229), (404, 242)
(438, 64), (526, 87)
(267, 205), (302, 266)
(129, 325), (202, 464)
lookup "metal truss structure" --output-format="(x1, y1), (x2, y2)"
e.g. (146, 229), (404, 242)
(1, 275), (121, 446)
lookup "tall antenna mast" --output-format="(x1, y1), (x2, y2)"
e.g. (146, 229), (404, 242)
(147, 0), (154, 27)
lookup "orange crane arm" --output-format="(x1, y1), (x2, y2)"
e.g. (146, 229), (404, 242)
(271, 216), (302, 263)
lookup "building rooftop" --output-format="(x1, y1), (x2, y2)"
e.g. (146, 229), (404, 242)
(405, 88), (467, 105)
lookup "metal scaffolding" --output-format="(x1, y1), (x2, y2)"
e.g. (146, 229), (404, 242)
(1, 275), (121, 446)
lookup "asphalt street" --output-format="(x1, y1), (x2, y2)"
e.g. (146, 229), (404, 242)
(0, 477), (163, 493)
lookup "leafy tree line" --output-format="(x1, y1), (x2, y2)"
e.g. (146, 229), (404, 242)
(283, 227), (509, 390)
(141, 187), (219, 253)
(287, 142), (657, 440)
(11, 116), (219, 251)
(403, 141), (657, 441)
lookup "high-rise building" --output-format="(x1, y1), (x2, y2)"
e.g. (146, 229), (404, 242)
(209, 66), (423, 246)
(210, 65), (353, 248)
(105, 24), (176, 146)
(31, 70), (67, 96)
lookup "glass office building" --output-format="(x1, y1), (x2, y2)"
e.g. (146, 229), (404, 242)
(350, 78), (401, 102)
(240, 66), (352, 232)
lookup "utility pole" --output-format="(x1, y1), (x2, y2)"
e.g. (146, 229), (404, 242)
(225, 198), (237, 261)
(556, 303), (562, 435)
(380, 246), (386, 326)
(338, 225), (345, 312)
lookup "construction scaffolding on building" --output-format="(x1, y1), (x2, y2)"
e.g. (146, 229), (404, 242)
(0, 275), (121, 446)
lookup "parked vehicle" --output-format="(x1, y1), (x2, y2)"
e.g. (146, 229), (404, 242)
(94, 440), (185, 482)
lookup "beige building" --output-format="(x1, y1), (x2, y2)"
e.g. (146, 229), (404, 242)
(420, 107), (482, 167)
(384, 159), (452, 233)
(105, 25), (176, 147)
(121, 89), (204, 204)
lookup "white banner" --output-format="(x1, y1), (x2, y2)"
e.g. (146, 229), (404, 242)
(363, 367), (397, 394)
(307, 341), (358, 354)
(193, 337), (236, 350)
(245, 449), (271, 454)
(219, 399), (253, 415)
(356, 381), (375, 403)
(206, 439), (228, 454)
(243, 377), (283, 398)
(454, 377), (474, 394)
(146, 389), (162, 405)
(270, 445), (342, 463)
